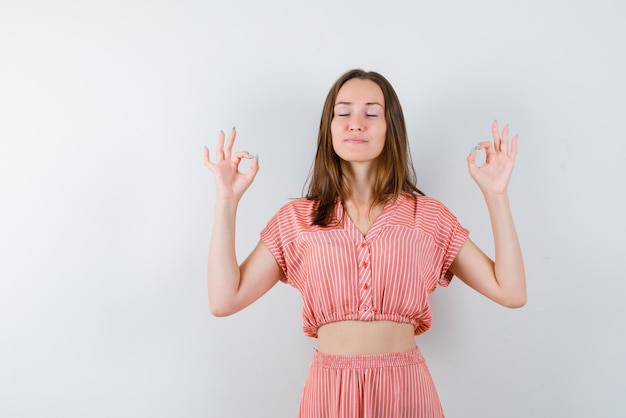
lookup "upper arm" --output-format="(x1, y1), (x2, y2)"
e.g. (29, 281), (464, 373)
(449, 238), (503, 305)
(232, 239), (284, 312)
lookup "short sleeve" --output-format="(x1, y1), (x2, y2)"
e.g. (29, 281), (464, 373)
(260, 209), (289, 282)
(428, 199), (470, 287)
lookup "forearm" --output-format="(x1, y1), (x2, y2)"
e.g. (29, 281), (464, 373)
(207, 198), (242, 315)
(484, 192), (527, 307)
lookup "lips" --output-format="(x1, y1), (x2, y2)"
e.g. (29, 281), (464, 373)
(345, 137), (367, 144)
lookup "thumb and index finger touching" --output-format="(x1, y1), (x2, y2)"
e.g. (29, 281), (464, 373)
(204, 128), (259, 178)
(467, 121), (519, 165)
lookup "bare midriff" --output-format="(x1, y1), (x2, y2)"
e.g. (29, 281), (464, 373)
(316, 320), (416, 355)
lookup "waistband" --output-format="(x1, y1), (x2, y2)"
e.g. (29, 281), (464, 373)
(311, 346), (424, 369)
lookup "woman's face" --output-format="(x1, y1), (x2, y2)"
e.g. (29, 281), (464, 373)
(331, 78), (387, 165)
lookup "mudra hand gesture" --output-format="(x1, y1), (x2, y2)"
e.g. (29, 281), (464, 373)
(467, 121), (518, 196)
(204, 128), (259, 202)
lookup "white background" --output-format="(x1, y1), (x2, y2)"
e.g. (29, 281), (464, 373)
(1, 1), (625, 417)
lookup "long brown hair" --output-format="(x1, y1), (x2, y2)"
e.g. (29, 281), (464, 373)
(305, 69), (424, 226)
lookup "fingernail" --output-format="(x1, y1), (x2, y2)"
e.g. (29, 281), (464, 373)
(255, 154), (259, 162)
(248, 153), (254, 159)
(469, 144), (480, 155)
(232, 126), (236, 131)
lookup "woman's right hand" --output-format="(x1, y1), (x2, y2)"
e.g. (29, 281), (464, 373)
(203, 128), (259, 202)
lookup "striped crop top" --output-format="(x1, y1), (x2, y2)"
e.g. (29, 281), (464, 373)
(260, 193), (469, 338)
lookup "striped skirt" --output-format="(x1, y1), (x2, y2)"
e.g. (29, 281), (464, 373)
(298, 346), (444, 418)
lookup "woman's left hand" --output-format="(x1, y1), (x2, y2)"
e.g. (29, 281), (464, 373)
(467, 121), (518, 195)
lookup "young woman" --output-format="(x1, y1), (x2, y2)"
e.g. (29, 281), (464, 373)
(203, 69), (526, 417)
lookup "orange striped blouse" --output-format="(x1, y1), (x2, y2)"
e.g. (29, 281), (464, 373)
(260, 193), (469, 338)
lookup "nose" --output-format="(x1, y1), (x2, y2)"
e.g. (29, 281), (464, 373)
(349, 115), (364, 131)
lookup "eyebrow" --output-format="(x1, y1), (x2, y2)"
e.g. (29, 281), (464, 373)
(334, 101), (384, 107)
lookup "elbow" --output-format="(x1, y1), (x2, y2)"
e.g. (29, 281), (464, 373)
(502, 293), (527, 309)
(209, 305), (232, 317)
(209, 306), (233, 318)
(208, 299), (237, 317)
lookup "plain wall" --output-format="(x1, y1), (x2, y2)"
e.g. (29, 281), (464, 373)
(1, 0), (625, 417)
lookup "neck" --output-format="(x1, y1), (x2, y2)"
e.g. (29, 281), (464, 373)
(341, 161), (377, 205)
